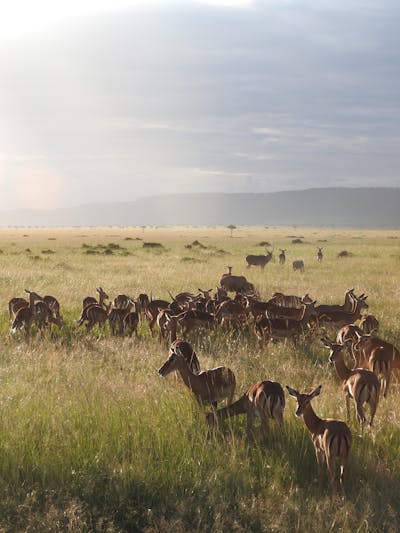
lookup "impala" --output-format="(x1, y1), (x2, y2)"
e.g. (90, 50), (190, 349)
(352, 333), (396, 397)
(359, 314), (379, 335)
(318, 294), (368, 330)
(206, 380), (285, 443)
(278, 249), (286, 265)
(10, 290), (43, 339)
(322, 338), (380, 429)
(286, 385), (352, 497)
(317, 247), (323, 262)
(158, 351), (236, 410)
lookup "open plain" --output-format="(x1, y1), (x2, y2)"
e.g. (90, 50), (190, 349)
(0, 225), (399, 532)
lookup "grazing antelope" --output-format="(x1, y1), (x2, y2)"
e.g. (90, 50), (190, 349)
(359, 315), (379, 335)
(43, 295), (62, 319)
(108, 299), (135, 335)
(176, 309), (214, 338)
(112, 294), (133, 310)
(78, 304), (109, 332)
(317, 247), (323, 262)
(286, 385), (352, 498)
(206, 380), (285, 443)
(278, 249), (286, 265)
(8, 296), (29, 322)
(158, 351), (236, 410)
(336, 324), (362, 345)
(123, 311), (139, 337)
(220, 274), (255, 295)
(245, 249), (273, 269)
(10, 290), (43, 339)
(34, 300), (63, 332)
(322, 338), (380, 429)
(215, 299), (248, 329)
(292, 259), (305, 272)
(135, 293), (150, 320)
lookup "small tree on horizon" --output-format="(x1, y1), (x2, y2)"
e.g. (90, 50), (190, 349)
(227, 224), (237, 237)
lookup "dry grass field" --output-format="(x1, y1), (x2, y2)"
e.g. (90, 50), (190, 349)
(0, 225), (399, 532)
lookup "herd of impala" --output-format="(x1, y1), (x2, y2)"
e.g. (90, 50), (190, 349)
(7, 265), (399, 499)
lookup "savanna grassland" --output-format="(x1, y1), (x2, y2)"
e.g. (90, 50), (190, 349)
(0, 225), (399, 532)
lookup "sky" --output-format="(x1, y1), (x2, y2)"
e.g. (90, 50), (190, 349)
(0, 0), (399, 210)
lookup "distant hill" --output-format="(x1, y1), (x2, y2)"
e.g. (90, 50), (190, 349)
(0, 188), (399, 227)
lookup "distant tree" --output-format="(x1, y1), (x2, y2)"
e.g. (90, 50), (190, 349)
(227, 224), (237, 237)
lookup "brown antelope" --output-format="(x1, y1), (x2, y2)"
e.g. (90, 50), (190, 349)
(8, 296), (29, 322)
(82, 287), (108, 311)
(145, 299), (170, 336)
(318, 294), (368, 330)
(286, 385), (352, 498)
(156, 307), (179, 344)
(359, 315), (379, 335)
(206, 380), (285, 443)
(292, 259), (305, 272)
(135, 293), (150, 320)
(10, 290), (43, 339)
(322, 338), (380, 429)
(123, 311), (139, 337)
(176, 309), (214, 338)
(254, 301), (318, 348)
(78, 304), (109, 332)
(112, 294), (133, 310)
(269, 292), (310, 309)
(315, 288), (356, 317)
(278, 249), (286, 265)
(108, 298), (135, 335)
(158, 351), (236, 410)
(317, 247), (323, 262)
(214, 299), (247, 329)
(43, 295), (62, 319)
(336, 324), (362, 345)
(245, 249), (273, 269)
(220, 274), (255, 295)
(169, 339), (201, 375)
(352, 333), (396, 397)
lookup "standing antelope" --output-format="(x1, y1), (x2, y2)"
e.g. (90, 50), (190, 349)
(278, 249), (286, 265)
(246, 249), (273, 269)
(158, 351), (236, 410)
(322, 338), (380, 429)
(317, 248), (323, 262)
(286, 385), (352, 498)
(206, 380), (285, 443)
(359, 315), (379, 335)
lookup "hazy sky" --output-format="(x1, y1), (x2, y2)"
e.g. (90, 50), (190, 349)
(0, 0), (399, 209)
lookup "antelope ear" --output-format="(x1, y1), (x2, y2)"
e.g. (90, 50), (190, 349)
(286, 386), (298, 398)
(310, 385), (322, 398)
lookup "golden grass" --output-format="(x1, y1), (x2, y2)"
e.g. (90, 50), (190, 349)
(0, 225), (399, 531)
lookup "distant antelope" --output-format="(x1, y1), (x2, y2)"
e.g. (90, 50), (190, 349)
(246, 249), (273, 269)
(286, 385), (352, 498)
(206, 380), (285, 443)
(278, 249), (286, 265)
(8, 296), (29, 322)
(158, 351), (236, 410)
(135, 293), (150, 320)
(43, 295), (62, 319)
(317, 247), (323, 262)
(292, 259), (305, 272)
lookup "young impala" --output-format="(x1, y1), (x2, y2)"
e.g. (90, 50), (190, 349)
(286, 385), (352, 498)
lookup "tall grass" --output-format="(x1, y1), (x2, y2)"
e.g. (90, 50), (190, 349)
(0, 226), (399, 531)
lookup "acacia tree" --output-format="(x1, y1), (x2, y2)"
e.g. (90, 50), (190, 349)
(227, 224), (236, 237)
